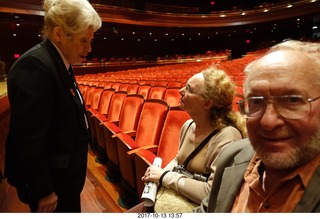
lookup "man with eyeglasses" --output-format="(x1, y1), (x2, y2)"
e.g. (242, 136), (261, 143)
(194, 40), (320, 213)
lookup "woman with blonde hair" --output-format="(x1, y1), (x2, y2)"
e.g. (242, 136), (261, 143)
(128, 66), (246, 212)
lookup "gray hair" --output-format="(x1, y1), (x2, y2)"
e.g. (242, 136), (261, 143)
(244, 40), (320, 91)
(42, 0), (102, 39)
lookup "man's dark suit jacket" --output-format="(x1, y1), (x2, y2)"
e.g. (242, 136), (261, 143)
(195, 138), (320, 212)
(5, 39), (90, 204)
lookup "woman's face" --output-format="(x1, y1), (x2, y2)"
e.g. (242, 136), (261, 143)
(59, 27), (95, 65)
(179, 73), (207, 114)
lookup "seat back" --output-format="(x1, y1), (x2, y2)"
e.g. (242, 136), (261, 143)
(164, 87), (181, 107)
(103, 94), (145, 172)
(135, 99), (169, 147)
(111, 82), (121, 92)
(90, 87), (104, 110)
(154, 81), (168, 87)
(107, 91), (128, 122)
(137, 84), (151, 99)
(119, 83), (130, 92)
(97, 88), (115, 115)
(167, 81), (183, 88)
(78, 84), (89, 98)
(94, 91), (126, 162)
(147, 86), (167, 100)
(84, 86), (96, 107)
(127, 84), (139, 95)
(135, 107), (190, 196)
(103, 82), (113, 89)
(157, 107), (191, 166)
(118, 94), (145, 132)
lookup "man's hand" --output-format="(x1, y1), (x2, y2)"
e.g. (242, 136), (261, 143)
(37, 192), (58, 212)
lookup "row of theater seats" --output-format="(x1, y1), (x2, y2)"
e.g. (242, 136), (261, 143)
(76, 55), (264, 208)
(80, 83), (191, 208)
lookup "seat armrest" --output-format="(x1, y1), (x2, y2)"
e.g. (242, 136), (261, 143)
(113, 132), (137, 150)
(123, 130), (136, 137)
(127, 145), (158, 156)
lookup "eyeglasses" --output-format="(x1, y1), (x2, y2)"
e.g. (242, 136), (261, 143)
(237, 95), (320, 119)
(185, 84), (203, 97)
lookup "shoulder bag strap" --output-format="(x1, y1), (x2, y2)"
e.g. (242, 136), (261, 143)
(178, 120), (194, 149)
(182, 128), (220, 169)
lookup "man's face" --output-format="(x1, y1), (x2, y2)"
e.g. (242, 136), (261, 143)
(245, 50), (320, 169)
(60, 27), (94, 65)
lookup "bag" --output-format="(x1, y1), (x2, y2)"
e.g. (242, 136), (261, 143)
(154, 186), (198, 213)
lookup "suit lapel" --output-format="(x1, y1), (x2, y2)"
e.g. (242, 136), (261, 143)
(294, 165), (320, 212)
(41, 40), (89, 132)
(215, 158), (251, 212)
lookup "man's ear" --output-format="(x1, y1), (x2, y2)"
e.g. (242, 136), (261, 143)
(52, 27), (63, 43)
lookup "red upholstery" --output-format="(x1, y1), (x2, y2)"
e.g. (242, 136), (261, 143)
(167, 81), (183, 88)
(133, 107), (191, 196)
(103, 82), (113, 89)
(86, 88), (115, 156)
(84, 86), (96, 108)
(115, 99), (169, 207)
(154, 81), (168, 87)
(78, 84), (89, 98)
(127, 84), (139, 94)
(119, 83), (130, 92)
(111, 82), (121, 92)
(94, 91), (127, 162)
(163, 87), (181, 106)
(88, 88), (115, 142)
(86, 87), (104, 143)
(147, 86), (167, 100)
(102, 94), (145, 181)
(137, 84), (151, 99)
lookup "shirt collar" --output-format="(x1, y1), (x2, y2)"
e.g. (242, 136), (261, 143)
(245, 152), (320, 188)
(50, 40), (70, 70)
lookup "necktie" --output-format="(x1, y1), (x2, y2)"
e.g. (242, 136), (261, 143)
(68, 65), (89, 129)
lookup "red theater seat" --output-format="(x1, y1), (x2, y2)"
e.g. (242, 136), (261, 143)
(137, 84), (151, 99)
(132, 107), (191, 197)
(94, 91), (127, 163)
(147, 86), (167, 100)
(102, 94), (145, 182)
(164, 87), (181, 106)
(115, 99), (169, 208)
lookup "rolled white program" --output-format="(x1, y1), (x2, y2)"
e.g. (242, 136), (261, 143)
(141, 157), (162, 207)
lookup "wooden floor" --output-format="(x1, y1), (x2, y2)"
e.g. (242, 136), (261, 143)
(81, 150), (126, 213)
(0, 150), (127, 213)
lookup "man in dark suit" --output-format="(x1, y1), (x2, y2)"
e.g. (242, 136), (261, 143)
(5, 0), (101, 212)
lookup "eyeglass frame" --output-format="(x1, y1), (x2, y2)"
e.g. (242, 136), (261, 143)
(184, 83), (204, 97)
(237, 95), (320, 120)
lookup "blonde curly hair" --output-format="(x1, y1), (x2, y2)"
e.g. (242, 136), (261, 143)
(201, 66), (247, 137)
